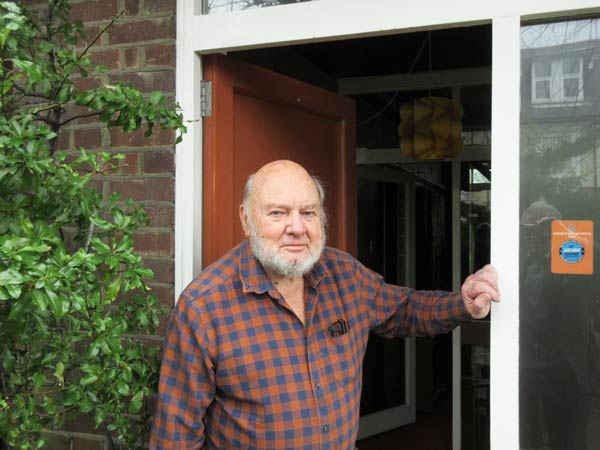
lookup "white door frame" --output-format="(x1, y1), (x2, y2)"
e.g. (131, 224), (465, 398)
(175, 1), (600, 448)
(489, 16), (521, 450)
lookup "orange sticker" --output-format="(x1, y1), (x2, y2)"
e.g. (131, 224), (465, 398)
(551, 220), (594, 275)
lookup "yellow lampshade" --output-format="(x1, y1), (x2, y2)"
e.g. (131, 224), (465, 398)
(398, 96), (464, 161)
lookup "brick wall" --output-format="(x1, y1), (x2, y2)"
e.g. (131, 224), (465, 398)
(23, 1), (177, 448)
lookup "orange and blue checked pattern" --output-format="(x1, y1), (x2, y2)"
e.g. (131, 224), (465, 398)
(150, 240), (470, 449)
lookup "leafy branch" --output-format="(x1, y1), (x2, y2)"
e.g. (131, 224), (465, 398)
(0, 2), (183, 449)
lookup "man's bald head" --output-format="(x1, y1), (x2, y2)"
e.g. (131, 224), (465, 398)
(242, 160), (326, 219)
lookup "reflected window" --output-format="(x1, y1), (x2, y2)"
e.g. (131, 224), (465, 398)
(203, 0), (313, 14)
(531, 56), (583, 104)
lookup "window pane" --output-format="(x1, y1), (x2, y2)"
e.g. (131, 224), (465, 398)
(534, 61), (551, 77)
(535, 80), (550, 99)
(562, 57), (580, 75)
(521, 18), (600, 450)
(204, 0), (313, 14)
(563, 77), (579, 98)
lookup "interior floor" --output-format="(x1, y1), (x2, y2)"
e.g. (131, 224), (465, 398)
(357, 392), (453, 450)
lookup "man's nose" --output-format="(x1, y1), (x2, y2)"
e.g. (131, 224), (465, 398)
(285, 211), (306, 234)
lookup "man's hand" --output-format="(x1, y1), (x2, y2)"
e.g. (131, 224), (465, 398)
(461, 264), (500, 319)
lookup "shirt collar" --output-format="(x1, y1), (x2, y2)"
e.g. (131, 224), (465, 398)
(238, 240), (326, 294)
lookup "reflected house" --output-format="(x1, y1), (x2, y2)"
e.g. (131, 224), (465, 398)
(521, 21), (600, 206)
(203, 0), (311, 14)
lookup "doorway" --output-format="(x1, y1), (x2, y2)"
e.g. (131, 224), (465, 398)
(224, 24), (492, 448)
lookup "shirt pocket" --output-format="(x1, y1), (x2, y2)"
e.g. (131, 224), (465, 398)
(325, 331), (360, 387)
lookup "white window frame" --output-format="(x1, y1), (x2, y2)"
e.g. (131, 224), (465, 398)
(175, 1), (600, 449)
(532, 56), (584, 104)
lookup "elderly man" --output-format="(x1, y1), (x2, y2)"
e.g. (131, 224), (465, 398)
(150, 160), (500, 449)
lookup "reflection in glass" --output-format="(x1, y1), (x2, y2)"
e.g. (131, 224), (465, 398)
(460, 162), (491, 450)
(203, 0), (313, 14)
(520, 17), (600, 450)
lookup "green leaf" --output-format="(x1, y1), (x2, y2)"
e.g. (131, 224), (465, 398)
(5, 283), (22, 299)
(128, 390), (143, 413)
(115, 380), (129, 396)
(53, 362), (64, 385)
(19, 244), (51, 253)
(31, 289), (48, 310)
(32, 372), (45, 390)
(45, 289), (63, 318)
(79, 374), (98, 386)
(105, 277), (121, 302)
(91, 238), (111, 254)
(0, 269), (24, 286)
(2, 346), (16, 371)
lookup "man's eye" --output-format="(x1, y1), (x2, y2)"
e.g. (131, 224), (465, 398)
(269, 210), (283, 216)
(302, 210), (316, 216)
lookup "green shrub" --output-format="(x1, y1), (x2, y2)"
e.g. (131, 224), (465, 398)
(0, 1), (185, 448)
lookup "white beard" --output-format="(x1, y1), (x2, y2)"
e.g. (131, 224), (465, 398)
(247, 219), (325, 279)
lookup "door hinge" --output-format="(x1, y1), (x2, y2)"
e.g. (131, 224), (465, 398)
(200, 80), (212, 117)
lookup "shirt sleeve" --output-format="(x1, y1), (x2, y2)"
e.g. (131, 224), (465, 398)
(357, 261), (472, 337)
(150, 294), (215, 449)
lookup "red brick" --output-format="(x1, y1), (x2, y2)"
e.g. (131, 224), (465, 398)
(110, 127), (175, 147)
(73, 127), (103, 150)
(77, 24), (101, 48)
(41, 433), (68, 450)
(146, 44), (175, 67)
(42, 431), (106, 450)
(144, 203), (174, 228)
(157, 312), (170, 335)
(87, 179), (104, 196)
(109, 178), (174, 202)
(142, 257), (174, 284)
(124, 47), (140, 68)
(125, 0), (141, 15)
(148, 284), (175, 309)
(20, 0), (46, 8)
(72, 435), (106, 450)
(133, 231), (174, 256)
(110, 70), (175, 93)
(89, 48), (120, 70)
(108, 17), (175, 45)
(56, 130), (71, 151)
(70, 0), (118, 22)
(62, 413), (97, 434)
(143, 151), (174, 174)
(63, 104), (103, 125)
(122, 152), (140, 175)
(144, 0), (176, 13)
(73, 76), (102, 93)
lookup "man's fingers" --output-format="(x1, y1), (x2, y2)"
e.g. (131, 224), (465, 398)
(467, 265), (500, 300)
(468, 280), (500, 302)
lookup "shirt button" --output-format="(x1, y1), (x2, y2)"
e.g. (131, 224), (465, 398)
(316, 381), (321, 389)
(322, 425), (329, 433)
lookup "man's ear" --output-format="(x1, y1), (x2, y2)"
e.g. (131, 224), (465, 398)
(239, 204), (250, 237)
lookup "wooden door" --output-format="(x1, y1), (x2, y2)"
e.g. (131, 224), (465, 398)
(202, 54), (356, 266)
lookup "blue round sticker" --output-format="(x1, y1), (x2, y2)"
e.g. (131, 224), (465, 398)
(559, 240), (585, 264)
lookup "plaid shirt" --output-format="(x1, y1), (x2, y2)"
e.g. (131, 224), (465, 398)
(150, 240), (470, 450)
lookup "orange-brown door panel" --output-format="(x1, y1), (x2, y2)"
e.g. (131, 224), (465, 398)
(202, 53), (356, 267)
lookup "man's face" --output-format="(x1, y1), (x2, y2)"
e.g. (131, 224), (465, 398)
(241, 163), (325, 278)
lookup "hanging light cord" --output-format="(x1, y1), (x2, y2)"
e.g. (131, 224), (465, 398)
(357, 33), (430, 127)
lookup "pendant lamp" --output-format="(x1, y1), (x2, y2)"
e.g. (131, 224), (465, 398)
(398, 96), (464, 160)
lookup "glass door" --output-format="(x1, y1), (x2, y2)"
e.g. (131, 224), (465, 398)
(355, 166), (417, 439)
(519, 17), (600, 450)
